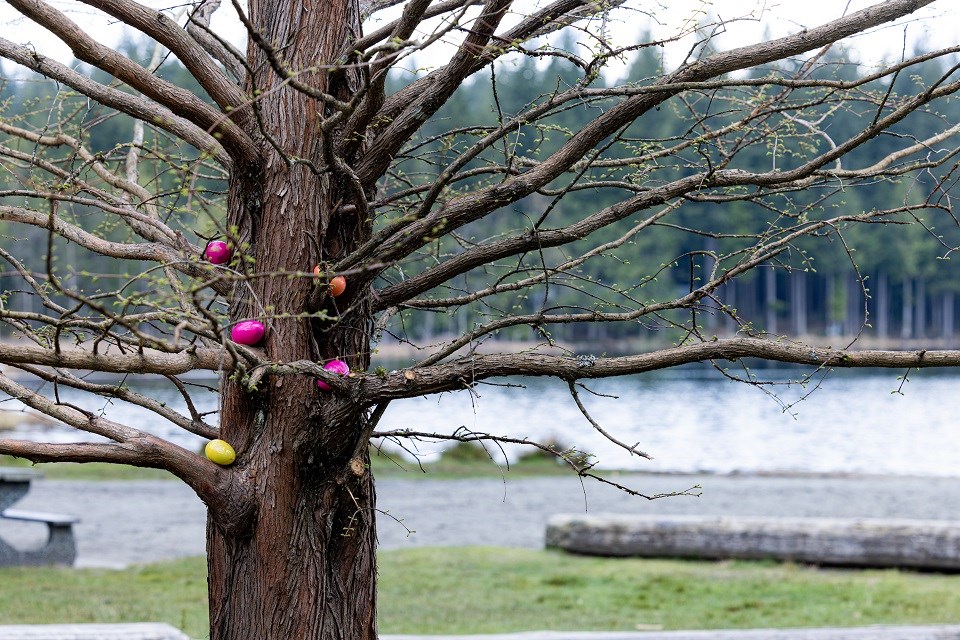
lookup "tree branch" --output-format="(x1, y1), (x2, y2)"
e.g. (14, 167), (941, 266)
(0, 37), (231, 168)
(6, 0), (256, 165)
(356, 0), (630, 183)
(567, 380), (652, 460)
(0, 122), (179, 244)
(354, 0), (475, 52)
(0, 439), (164, 467)
(339, 0), (433, 156)
(0, 342), (234, 374)
(346, 0), (939, 271)
(359, 337), (960, 400)
(79, 0), (248, 116)
(354, 0), (513, 183)
(371, 189), (686, 310)
(13, 364), (218, 439)
(362, 72), (960, 288)
(399, 202), (682, 310)
(186, 0), (246, 82)
(0, 204), (233, 297)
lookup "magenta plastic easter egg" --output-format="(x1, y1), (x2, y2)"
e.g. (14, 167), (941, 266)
(204, 240), (231, 265)
(230, 320), (265, 346)
(317, 359), (350, 390)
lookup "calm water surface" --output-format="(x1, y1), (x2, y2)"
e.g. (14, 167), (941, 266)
(5, 366), (960, 477)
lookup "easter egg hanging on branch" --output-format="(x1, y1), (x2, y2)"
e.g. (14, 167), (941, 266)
(204, 240), (231, 265)
(230, 320), (265, 346)
(317, 359), (350, 391)
(328, 275), (347, 297)
(205, 439), (236, 466)
(312, 266), (347, 297)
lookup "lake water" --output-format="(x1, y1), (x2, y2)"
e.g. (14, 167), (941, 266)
(4, 365), (960, 477)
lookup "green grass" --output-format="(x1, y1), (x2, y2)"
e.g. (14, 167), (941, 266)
(380, 548), (960, 633)
(3, 548), (960, 638)
(370, 441), (586, 479)
(0, 557), (207, 636)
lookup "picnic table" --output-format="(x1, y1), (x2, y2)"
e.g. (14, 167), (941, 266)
(0, 466), (78, 567)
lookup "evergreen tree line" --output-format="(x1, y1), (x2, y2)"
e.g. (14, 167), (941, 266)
(386, 42), (960, 348)
(2, 41), (959, 349)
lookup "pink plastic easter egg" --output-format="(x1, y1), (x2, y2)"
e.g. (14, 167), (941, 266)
(317, 359), (350, 390)
(230, 320), (265, 346)
(204, 240), (232, 265)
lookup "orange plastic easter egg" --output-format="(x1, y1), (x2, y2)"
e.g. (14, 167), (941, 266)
(329, 275), (347, 297)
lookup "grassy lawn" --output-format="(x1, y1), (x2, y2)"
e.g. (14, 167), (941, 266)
(370, 441), (581, 479)
(0, 557), (206, 634)
(1, 548), (960, 639)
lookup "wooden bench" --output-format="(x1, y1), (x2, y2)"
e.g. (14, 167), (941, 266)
(546, 514), (960, 570)
(0, 508), (78, 567)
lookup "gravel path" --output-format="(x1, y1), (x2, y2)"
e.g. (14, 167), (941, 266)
(3, 473), (960, 567)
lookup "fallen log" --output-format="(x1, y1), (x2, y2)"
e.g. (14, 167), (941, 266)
(546, 515), (960, 570)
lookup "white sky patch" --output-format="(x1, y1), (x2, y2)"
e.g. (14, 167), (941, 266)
(0, 1), (957, 80)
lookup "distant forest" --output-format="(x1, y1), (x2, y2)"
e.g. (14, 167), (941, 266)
(3, 39), (960, 349)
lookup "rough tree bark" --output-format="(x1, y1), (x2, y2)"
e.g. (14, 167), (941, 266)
(208, 1), (377, 637)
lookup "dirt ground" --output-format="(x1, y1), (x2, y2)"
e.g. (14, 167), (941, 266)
(3, 472), (959, 567)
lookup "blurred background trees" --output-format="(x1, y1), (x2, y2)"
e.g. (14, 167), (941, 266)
(7, 42), (956, 349)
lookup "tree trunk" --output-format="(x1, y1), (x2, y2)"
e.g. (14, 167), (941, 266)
(790, 270), (807, 336)
(901, 276), (913, 339)
(207, 443), (377, 639)
(844, 271), (860, 336)
(723, 279), (737, 335)
(703, 238), (718, 332)
(915, 279), (926, 339)
(421, 307), (435, 341)
(875, 271), (889, 339)
(825, 274), (840, 336)
(764, 267), (777, 334)
(944, 291), (955, 340)
(207, 2), (378, 638)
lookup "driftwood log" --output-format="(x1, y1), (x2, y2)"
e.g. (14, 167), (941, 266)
(546, 515), (960, 570)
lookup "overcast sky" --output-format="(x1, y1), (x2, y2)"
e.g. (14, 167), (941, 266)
(636, 0), (957, 66)
(0, 0), (956, 78)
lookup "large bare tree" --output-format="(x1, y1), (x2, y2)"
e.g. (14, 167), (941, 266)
(3, 0), (960, 637)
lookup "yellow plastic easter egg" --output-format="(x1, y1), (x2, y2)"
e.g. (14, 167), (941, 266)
(205, 439), (236, 466)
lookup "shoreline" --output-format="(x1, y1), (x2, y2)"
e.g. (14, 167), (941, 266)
(7, 472), (960, 567)
(7, 445), (960, 483)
